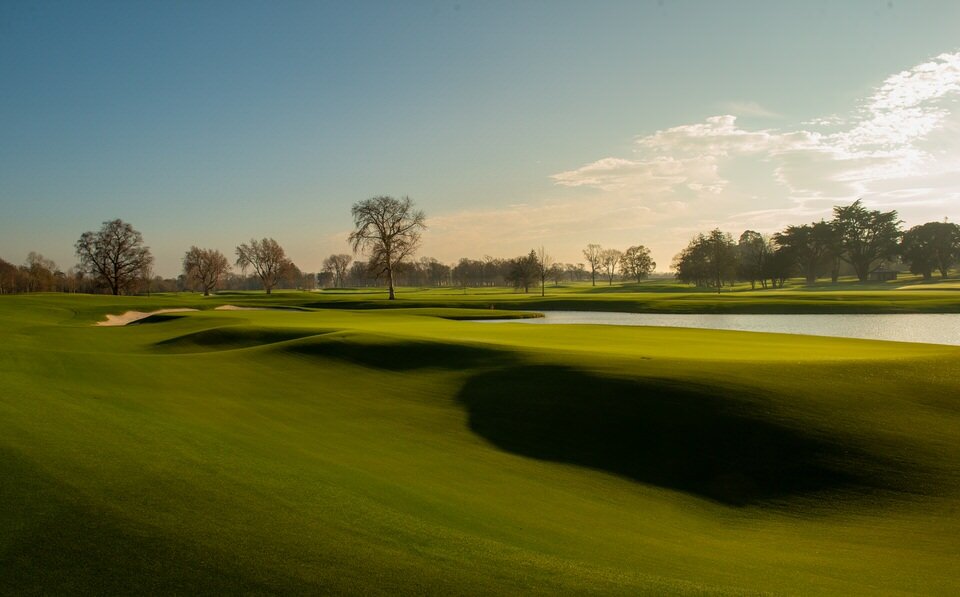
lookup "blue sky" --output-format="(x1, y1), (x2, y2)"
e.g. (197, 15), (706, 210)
(2, 1), (960, 275)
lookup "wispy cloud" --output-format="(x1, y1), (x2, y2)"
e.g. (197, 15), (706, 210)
(413, 50), (960, 268)
(551, 50), (960, 223)
(721, 100), (783, 119)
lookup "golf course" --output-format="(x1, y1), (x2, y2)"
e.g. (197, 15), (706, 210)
(3, 287), (960, 595)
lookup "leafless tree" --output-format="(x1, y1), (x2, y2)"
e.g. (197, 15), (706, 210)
(235, 238), (292, 294)
(583, 244), (603, 286)
(183, 246), (230, 296)
(536, 246), (553, 297)
(23, 252), (58, 292)
(75, 219), (154, 295)
(322, 254), (352, 288)
(481, 254), (496, 287)
(348, 195), (426, 300)
(548, 263), (565, 286)
(600, 248), (622, 285)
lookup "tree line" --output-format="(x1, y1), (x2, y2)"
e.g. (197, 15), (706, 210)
(673, 200), (960, 292)
(1, 197), (956, 297)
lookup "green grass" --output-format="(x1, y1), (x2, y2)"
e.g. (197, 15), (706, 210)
(2, 293), (960, 594)
(41, 277), (960, 315)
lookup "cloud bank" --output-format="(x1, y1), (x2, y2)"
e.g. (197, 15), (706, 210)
(420, 51), (960, 268)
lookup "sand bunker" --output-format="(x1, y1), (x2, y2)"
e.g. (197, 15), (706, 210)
(96, 308), (198, 327)
(214, 305), (266, 311)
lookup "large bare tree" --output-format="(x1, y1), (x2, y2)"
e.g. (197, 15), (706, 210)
(235, 238), (292, 294)
(183, 246), (230, 296)
(348, 196), (426, 300)
(322, 253), (353, 288)
(75, 219), (153, 295)
(582, 244), (603, 286)
(600, 248), (622, 285)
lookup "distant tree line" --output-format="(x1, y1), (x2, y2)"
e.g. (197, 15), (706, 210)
(2, 197), (957, 296)
(1, 219), (317, 295)
(672, 200), (960, 292)
(318, 246), (655, 294)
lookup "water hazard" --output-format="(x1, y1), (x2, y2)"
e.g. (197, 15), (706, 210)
(485, 311), (960, 346)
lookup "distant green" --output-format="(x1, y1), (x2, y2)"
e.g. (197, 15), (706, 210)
(2, 291), (960, 595)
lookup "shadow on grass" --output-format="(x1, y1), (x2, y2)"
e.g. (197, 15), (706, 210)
(155, 327), (328, 353)
(283, 334), (516, 371)
(0, 448), (314, 595)
(457, 366), (916, 507)
(130, 314), (189, 325)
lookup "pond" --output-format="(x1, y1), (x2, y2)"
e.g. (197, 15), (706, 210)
(484, 311), (960, 346)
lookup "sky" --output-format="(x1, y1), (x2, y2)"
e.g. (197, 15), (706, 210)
(2, 0), (960, 277)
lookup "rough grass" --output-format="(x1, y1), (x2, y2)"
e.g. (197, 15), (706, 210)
(2, 293), (960, 594)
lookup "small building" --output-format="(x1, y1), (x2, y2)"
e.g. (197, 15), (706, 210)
(869, 267), (898, 282)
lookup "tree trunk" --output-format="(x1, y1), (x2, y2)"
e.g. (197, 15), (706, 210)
(387, 261), (396, 300)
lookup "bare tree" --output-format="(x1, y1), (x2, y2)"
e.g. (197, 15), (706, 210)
(348, 195), (426, 300)
(548, 263), (565, 286)
(23, 252), (58, 292)
(183, 246), (230, 296)
(235, 238), (292, 294)
(482, 255), (496, 287)
(139, 261), (154, 296)
(322, 254), (353, 288)
(75, 219), (154, 295)
(600, 248), (622, 285)
(536, 246), (553, 297)
(583, 244), (603, 286)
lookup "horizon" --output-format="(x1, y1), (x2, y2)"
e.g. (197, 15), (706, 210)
(3, 1), (960, 277)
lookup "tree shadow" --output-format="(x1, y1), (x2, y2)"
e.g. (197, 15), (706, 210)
(456, 366), (918, 507)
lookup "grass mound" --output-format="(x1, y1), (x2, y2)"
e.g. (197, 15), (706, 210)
(284, 332), (516, 371)
(155, 326), (327, 353)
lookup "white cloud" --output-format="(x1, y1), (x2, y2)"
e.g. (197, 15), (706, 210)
(551, 50), (960, 228)
(409, 50), (960, 270)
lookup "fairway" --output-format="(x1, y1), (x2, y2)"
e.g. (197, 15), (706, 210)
(2, 293), (960, 595)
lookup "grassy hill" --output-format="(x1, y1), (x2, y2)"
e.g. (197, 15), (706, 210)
(2, 293), (960, 594)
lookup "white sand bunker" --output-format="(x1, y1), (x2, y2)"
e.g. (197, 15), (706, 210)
(96, 308), (198, 327)
(214, 305), (266, 311)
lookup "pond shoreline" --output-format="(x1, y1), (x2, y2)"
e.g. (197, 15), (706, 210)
(478, 310), (960, 346)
